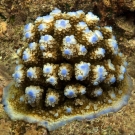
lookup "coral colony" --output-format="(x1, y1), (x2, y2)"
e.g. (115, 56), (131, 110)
(2, 8), (132, 131)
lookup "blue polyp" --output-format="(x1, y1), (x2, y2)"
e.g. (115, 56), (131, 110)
(96, 30), (103, 37)
(44, 67), (51, 73)
(48, 77), (55, 83)
(76, 75), (83, 81)
(98, 67), (103, 75)
(29, 43), (33, 48)
(84, 28), (91, 33)
(14, 72), (21, 79)
(123, 67), (126, 73)
(65, 37), (71, 43)
(68, 91), (75, 97)
(52, 8), (61, 13)
(43, 15), (52, 21)
(60, 20), (66, 27)
(80, 46), (87, 53)
(24, 32), (31, 38)
(44, 121), (48, 126)
(28, 91), (34, 98)
(101, 48), (105, 54)
(38, 24), (45, 31)
(44, 35), (49, 41)
(27, 71), (33, 78)
(15, 65), (22, 70)
(48, 96), (56, 103)
(97, 67), (104, 81)
(95, 90), (102, 96)
(79, 21), (86, 26)
(23, 53), (29, 61)
(36, 16), (42, 21)
(24, 23), (31, 31)
(20, 96), (25, 102)
(88, 12), (93, 16)
(29, 43), (36, 50)
(110, 77), (116, 83)
(64, 49), (71, 55)
(24, 32), (32, 38)
(66, 107), (72, 113)
(40, 45), (45, 50)
(67, 12), (77, 16)
(24, 24), (29, 30)
(80, 63), (88, 70)
(91, 34), (98, 43)
(61, 69), (67, 76)
(119, 74), (124, 80)
(77, 10), (83, 13)
(111, 41), (118, 49)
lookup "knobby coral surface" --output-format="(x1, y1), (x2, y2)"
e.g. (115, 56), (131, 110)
(2, 8), (132, 131)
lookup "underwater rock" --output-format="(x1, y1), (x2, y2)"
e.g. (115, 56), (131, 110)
(2, 8), (132, 131)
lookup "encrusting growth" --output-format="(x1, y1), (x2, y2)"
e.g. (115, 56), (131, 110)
(2, 8), (132, 131)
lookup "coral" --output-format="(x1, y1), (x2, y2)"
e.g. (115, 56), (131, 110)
(2, 8), (132, 131)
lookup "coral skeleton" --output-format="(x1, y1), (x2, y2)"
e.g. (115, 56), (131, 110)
(2, 8), (132, 131)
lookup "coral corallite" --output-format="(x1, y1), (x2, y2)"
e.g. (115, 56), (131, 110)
(2, 8), (132, 131)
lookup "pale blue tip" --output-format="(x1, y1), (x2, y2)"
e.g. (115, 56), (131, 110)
(83, 27), (91, 33)
(43, 67), (51, 73)
(65, 89), (75, 97)
(65, 37), (71, 43)
(76, 75), (83, 81)
(48, 96), (56, 103)
(25, 32), (32, 39)
(40, 45), (45, 50)
(80, 46), (87, 53)
(101, 48), (105, 54)
(91, 34), (98, 43)
(19, 96), (25, 102)
(61, 69), (67, 76)
(29, 42), (36, 50)
(14, 72), (21, 79)
(51, 8), (61, 14)
(23, 53), (29, 61)
(80, 63), (89, 70)
(79, 21), (87, 26)
(98, 67), (103, 74)
(68, 91), (75, 97)
(27, 71), (34, 78)
(38, 24), (45, 31)
(48, 77), (55, 83)
(64, 49), (71, 55)
(28, 91), (35, 98)
(111, 41), (118, 49)
(96, 90), (102, 96)
(66, 107), (72, 113)
(24, 23), (31, 31)
(60, 20), (67, 27)
(65, 35), (75, 44)
(43, 35), (50, 41)
(110, 77), (116, 84)
(43, 15), (53, 21)
(97, 67), (105, 81)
